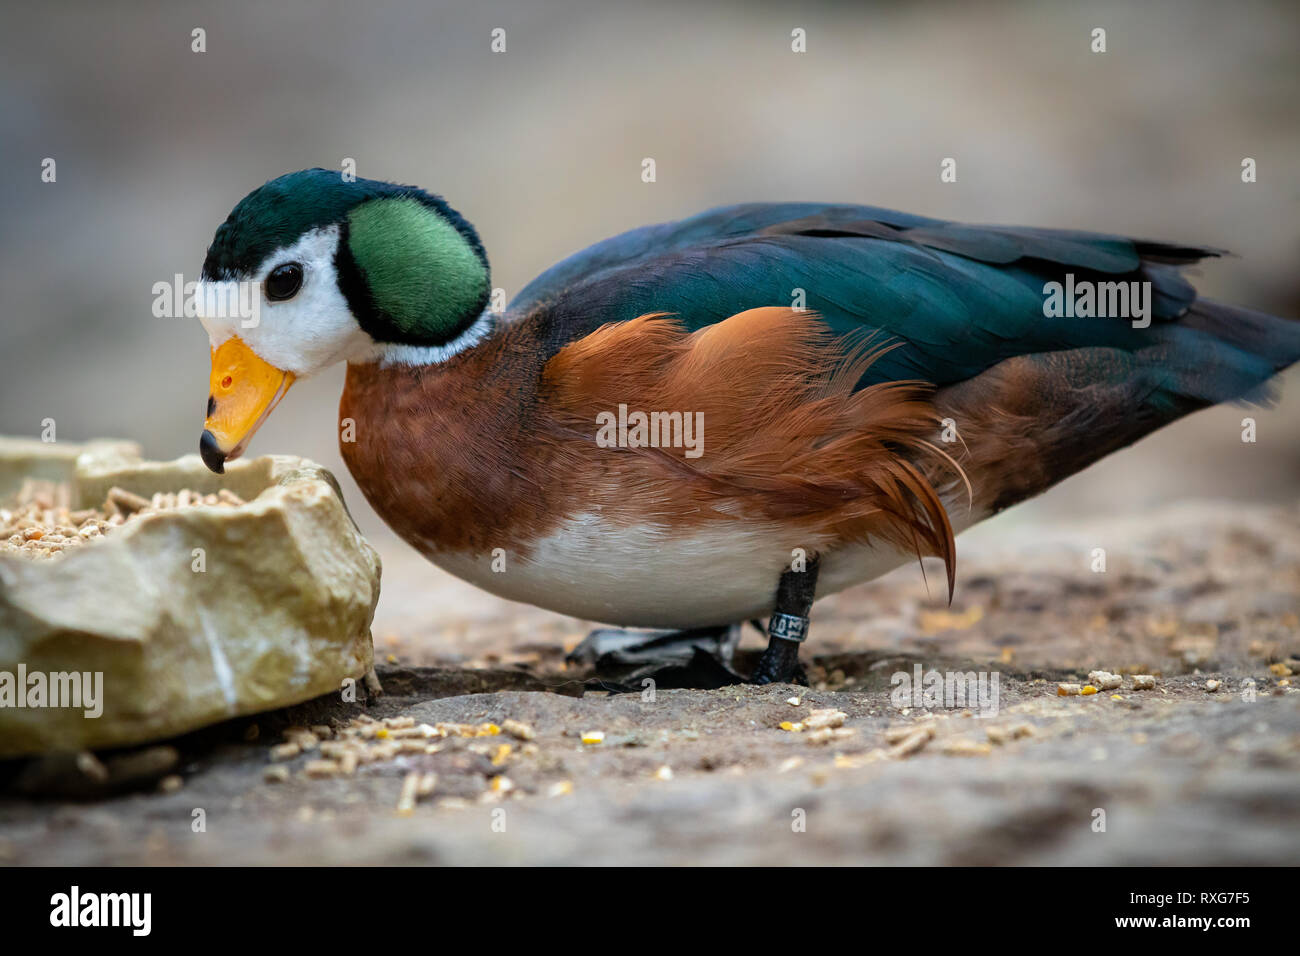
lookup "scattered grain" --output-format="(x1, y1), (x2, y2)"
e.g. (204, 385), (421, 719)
(269, 743), (300, 762)
(1088, 670), (1123, 690)
(501, 719), (534, 740)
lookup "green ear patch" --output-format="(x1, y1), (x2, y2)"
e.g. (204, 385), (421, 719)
(341, 197), (489, 346)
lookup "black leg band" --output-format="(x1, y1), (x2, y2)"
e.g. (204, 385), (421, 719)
(768, 611), (809, 643)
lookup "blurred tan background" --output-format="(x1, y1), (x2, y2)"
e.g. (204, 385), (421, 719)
(1, 0), (1297, 580)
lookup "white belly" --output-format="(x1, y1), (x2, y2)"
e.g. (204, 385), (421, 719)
(417, 503), (986, 629)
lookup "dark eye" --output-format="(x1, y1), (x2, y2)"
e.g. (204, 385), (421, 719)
(265, 262), (303, 301)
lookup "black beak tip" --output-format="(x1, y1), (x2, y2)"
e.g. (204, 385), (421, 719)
(199, 429), (226, 475)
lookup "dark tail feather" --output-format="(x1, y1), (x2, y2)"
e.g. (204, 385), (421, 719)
(932, 299), (1298, 516)
(1146, 300), (1300, 410)
(1180, 299), (1300, 376)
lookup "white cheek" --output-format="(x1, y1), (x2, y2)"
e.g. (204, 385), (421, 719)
(196, 225), (370, 377)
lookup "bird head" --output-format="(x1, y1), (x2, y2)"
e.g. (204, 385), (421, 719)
(195, 168), (489, 473)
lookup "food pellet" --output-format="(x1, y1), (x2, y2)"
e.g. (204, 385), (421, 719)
(1057, 683), (1082, 696)
(985, 724), (1034, 745)
(1132, 675), (1156, 690)
(804, 708), (847, 730)
(940, 738), (993, 757)
(284, 729), (319, 750)
(884, 723), (933, 745)
(807, 727), (856, 745)
(1088, 670), (1123, 690)
(269, 743), (300, 761)
(501, 719), (534, 741)
(2, 479), (248, 562)
(76, 751), (109, 782)
(888, 727), (934, 759)
(107, 487), (150, 515)
(396, 772), (420, 815)
(1205, 679), (1221, 693)
(581, 730), (604, 745)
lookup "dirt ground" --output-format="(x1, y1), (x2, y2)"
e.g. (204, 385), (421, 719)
(2, 500), (1298, 866)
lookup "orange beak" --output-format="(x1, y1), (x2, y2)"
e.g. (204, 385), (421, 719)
(200, 337), (295, 474)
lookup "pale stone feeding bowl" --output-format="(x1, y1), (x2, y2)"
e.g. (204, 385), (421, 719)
(0, 437), (380, 758)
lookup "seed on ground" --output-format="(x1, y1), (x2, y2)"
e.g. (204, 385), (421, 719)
(941, 738), (993, 757)
(396, 772), (420, 815)
(269, 743), (300, 762)
(887, 725), (935, 759)
(804, 708), (847, 730)
(501, 719), (534, 740)
(1088, 670), (1123, 690)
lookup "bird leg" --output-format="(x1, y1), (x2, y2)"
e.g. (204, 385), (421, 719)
(750, 554), (820, 685)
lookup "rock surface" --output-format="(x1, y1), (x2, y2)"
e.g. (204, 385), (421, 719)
(0, 439), (380, 757)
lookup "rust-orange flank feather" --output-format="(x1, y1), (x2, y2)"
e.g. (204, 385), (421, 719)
(541, 307), (962, 595)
